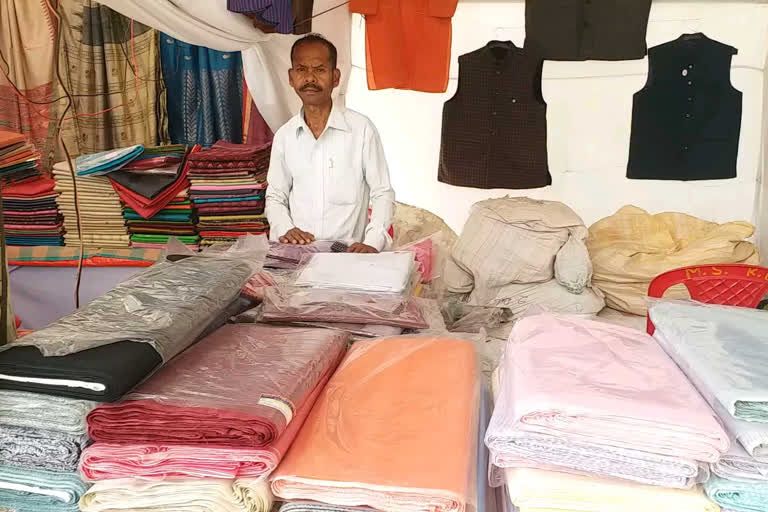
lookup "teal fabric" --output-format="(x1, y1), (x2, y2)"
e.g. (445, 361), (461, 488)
(705, 475), (768, 512)
(0, 465), (88, 512)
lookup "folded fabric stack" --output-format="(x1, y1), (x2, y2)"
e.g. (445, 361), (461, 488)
(109, 145), (200, 250)
(80, 324), (348, 512)
(0, 129), (42, 184)
(1, 177), (64, 246)
(53, 161), (129, 248)
(260, 252), (427, 330)
(0, 391), (98, 512)
(188, 141), (271, 247)
(486, 313), (728, 512)
(650, 300), (768, 512)
(75, 145), (144, 177)
(271, 336), (479, 512)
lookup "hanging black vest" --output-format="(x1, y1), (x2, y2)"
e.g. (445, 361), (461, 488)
(438, 41), (551, 190)
(524, 0), (652, 61)
(628, 34), (742, 181)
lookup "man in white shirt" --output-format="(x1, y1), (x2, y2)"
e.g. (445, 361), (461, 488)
(265, 34), (395, 253)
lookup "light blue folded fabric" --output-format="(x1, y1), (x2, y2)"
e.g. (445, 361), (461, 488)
(705, 475), (768, 511)
(0, 464), (88, 512)
(76, 145), (143, 177)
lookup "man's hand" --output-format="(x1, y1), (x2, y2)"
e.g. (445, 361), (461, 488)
(280, 228), (316, 245)
(347, 243), (378, 254)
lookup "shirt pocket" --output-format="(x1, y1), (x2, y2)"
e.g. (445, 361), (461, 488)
(326, 135), (362, 206)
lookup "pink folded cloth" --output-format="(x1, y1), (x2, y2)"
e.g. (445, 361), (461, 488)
(80, 352), (336, 480)
(190, 184), (267, 191)
(87, 325), (348, 448)
(3, 223), (63, 230)
(485, 313), (730, 488)
(2, 209), (58, 215)
(130, 243), (200, 251)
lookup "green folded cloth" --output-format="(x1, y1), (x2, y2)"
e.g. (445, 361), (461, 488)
(140, 144), (188, 157)
(705, 476), (768, 511)
(124, 212), (192, 222)
(736, 401), (768, 422)
(0, 465), (88, 512)
(130, 234), (200, 244)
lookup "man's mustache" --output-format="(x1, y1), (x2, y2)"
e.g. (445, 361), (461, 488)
(301, 84), (322, 92)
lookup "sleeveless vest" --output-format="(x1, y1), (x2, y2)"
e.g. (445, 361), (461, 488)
(524, 0), (652, 61)
(628, 34), (742, 181)
(438, 41), (551, 190)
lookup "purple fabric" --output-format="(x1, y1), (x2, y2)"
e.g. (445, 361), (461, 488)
(227, 0), (293, 33)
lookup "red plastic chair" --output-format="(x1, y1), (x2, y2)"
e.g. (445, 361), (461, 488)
(646, 264), (768, 335)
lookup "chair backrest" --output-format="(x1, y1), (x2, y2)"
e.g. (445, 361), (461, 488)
(646, 264), (768, 335)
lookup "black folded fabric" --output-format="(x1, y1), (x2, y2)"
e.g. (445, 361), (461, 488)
(0, 342), (162, 402)
(109, 169), (180, 200)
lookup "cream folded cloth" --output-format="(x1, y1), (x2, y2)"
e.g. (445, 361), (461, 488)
(79, 477), (272, 512)
(505, 467), (719, 512)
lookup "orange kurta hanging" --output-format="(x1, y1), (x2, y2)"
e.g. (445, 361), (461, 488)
(350, 0), (459, 93)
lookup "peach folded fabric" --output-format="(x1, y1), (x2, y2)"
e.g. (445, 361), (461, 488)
(271, 336), (479, 512)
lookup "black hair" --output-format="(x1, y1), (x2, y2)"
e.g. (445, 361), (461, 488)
(290, 33), (338, 69)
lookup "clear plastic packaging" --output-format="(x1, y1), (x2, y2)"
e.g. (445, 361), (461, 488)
(394, 232), (448, 283)
(270, 336), (480, 512)
(2, 256), (254, 361)
(241, 269), (293, 301)
(648, 299), (768, 460)
(486, 313), (729, 488)
(87, 324), (348, 448)
(293, 252), (417, 295)
(166, 233), (269, 275)
(266, 241), (337, 270)
(262, 287), (428, 329)
(441, 303), (513, 334)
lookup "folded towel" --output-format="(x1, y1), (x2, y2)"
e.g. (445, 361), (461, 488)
(0, 391), (98, 435)
(705, 475), (768, 512)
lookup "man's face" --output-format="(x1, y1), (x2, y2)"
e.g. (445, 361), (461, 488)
(289, 42), (340, 106)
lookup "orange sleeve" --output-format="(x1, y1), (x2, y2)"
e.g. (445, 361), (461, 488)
(349, 0), (378, 15)
(427, 0), (459, 18)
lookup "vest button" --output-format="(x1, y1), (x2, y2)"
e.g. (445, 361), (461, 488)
(512, 98), (517, 103)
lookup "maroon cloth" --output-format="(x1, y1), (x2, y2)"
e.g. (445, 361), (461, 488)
(87, 324), (348, 448)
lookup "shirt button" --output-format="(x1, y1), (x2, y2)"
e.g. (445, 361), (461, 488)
(685, 113), (691, 118)
(512, 98), (517, 103)
(687, 97), (693, 102)
(689, 64), (694, 69)
(683, 145), (689, 150)
(687, 81), (692, 86)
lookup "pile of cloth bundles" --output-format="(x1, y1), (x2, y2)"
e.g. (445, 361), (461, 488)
(0, 391), (98, 512)
(650, 300), (768, 512)
(0, 390), (97, 471)
(587, 205), (759, 315)
(271, 336), (480, 512)
(82, 324), (347, 477)
(260, 251), (429, 330)
(188, 141), (271, 247)
(78, 325), (347, 512)
(1, 176), (64, 246)
(0, 129), (42, 184)
(108, 144), (199, 250)
(485, 313), (729, 490)
(53, 160), (129, 248)
(0, 255), (254, 401)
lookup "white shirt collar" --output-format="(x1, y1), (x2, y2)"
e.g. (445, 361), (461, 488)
(294, 102), (350, 138)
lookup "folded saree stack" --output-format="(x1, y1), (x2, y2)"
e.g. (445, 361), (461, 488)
(0, 256), (253, 401)
(1, 176), (64, 246)
(271, 336), (480, 512)
(485, 313), (729, 491)
(0, 391), (98, 512)
(53, 160), (129, 248)
(650, 300), (768, 512)
(188, 141), (270, 247)
(108, 145), (200, 250)
(0, 129), (42, 184)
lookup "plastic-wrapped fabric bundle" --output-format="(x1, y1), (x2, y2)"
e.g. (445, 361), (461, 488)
(502, 468), (718, 512)
(80, 345), (335, 480)
(0, 425), (88, 472)
(79, 477), (272, 512)
(713, 444), (768, 482)
(271, 336), (479, 512)
(705, 476), (768, 512)
(0, 257), (255, 401)
(0, 465), (88, 512)
(0, 391), (98, 435)
(294, 252), (416, 293)
(3, 257), (254, 361)
(485, 313), (728, 488)
(650, 301), (768, 452)
(262, 287), (428, 329)
(87, 324), (347, 447)
(266, 241), (336, 269)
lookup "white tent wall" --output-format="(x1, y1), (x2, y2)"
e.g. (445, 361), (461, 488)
(346, 1), (768, 246)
